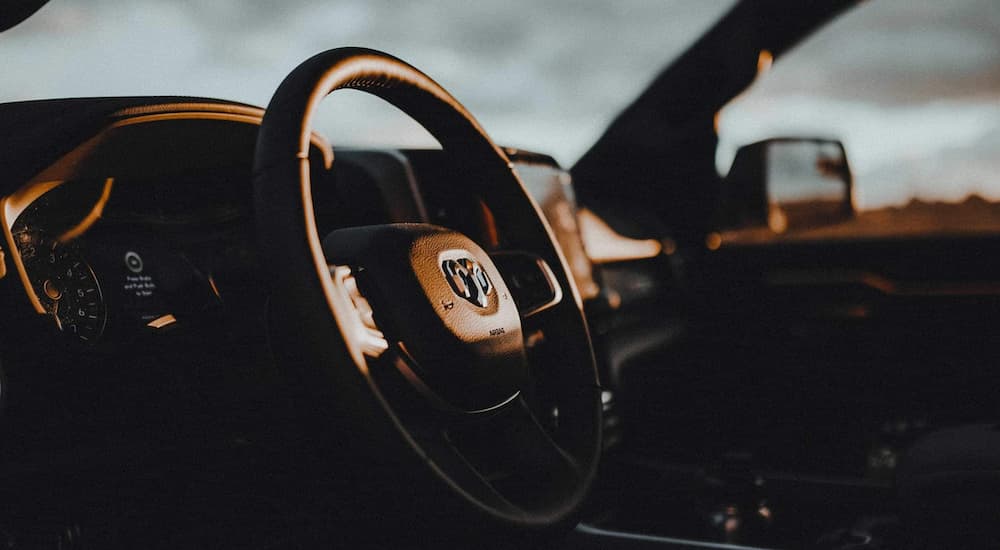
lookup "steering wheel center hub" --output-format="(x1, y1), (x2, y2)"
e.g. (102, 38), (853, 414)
(323, 224), (527, 411)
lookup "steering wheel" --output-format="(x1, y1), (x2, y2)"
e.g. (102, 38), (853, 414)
(252, 48), (601, 545)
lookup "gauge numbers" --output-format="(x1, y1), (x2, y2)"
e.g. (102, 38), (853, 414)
(16, 231), (107, 343)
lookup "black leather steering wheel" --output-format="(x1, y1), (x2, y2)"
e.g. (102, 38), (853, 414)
(253, 48), (601, 545)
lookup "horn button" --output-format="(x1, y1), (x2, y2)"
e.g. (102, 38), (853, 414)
(322, 224), (527, 412)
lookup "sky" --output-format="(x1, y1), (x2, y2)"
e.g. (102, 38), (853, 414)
(1, 0), (998, 210)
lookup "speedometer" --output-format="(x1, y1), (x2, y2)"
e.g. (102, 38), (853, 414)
(16, 231), (107, 343)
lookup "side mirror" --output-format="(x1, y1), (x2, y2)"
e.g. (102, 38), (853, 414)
(721, 138), (854, 233)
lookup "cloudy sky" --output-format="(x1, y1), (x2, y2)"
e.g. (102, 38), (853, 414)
(2, 0), (998, 210)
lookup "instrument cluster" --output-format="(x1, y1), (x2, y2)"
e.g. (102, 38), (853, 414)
(14, 229), (107, 342)
(5, 175), (250, 348)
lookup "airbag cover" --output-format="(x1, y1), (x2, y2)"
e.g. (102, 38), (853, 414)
(322, 224), (526, 411)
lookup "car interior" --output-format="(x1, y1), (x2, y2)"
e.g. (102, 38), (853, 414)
(1, 1), (998, 549)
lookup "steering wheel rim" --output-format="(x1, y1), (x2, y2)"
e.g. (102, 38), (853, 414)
(253, 47), (601, 541)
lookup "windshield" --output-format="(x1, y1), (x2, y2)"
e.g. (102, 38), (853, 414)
(3, 1), (997, 226)
(1, 0), (734, 165)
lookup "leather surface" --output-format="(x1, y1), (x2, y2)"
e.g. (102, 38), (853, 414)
(252, 47), (602, 537)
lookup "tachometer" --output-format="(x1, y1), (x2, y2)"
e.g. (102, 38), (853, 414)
(16, 231), (107, 343)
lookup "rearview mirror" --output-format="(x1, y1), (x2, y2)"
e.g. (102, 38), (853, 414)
(721, 138), (854, 233)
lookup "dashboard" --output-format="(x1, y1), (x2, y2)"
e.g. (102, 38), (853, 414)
(0, 101), (629, 517)
(0, 101), (598, 355)
(0, 88), (646, 545)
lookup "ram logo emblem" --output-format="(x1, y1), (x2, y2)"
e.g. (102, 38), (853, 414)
(441, 257), (493, 308)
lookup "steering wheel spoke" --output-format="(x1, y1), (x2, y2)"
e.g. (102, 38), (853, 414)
(461, 394), (581, 476)
(366, 349), (581, 515)
(490, 251), (563, 318)
(406, 392), (584, 515)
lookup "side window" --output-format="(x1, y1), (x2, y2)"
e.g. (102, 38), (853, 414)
(718, 0), (1000, 237)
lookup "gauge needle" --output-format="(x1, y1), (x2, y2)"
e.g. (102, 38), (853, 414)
(52, 303), (64, 331)
(45, 278), (64, 331)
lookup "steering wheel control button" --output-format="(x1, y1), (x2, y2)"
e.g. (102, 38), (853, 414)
(124, 251), (144, 273)
(344, 273), (378, 330)
(441, 257), (493, 307)
(491, 252), (562, 317)
(331, 265), (388, 358)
